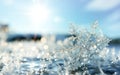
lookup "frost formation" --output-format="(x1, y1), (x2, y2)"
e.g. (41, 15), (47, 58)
(0, 21), (120, 75)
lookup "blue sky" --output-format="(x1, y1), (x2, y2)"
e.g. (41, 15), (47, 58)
(0, 0), (120, 38)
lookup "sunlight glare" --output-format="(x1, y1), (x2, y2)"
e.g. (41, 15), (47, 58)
(27, 3), (51, 24)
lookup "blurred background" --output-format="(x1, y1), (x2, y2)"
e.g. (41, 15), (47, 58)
(0, 0), (120, 45)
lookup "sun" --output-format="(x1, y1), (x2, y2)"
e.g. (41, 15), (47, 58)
(26, 3), (51, 24)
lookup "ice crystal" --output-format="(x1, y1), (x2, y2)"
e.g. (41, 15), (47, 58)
(59, 21), (111, 74)
(0, 21), (120, 75)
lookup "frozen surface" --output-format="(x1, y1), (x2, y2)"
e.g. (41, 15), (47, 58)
(0, 22), (120, 75)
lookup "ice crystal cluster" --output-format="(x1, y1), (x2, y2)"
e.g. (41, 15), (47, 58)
(61, 22), (109, 71)
(0, 21), (120, 75)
